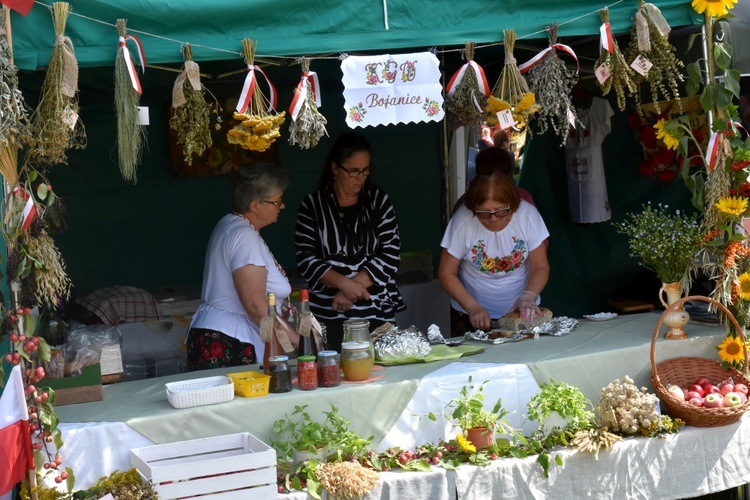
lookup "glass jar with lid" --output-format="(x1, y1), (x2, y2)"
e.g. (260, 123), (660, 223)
(297, 355), (318, 390)
(317, 350), (340, 387)
(343, 319), (371, 344)
(266, 355), (292, 393)
(340, 342), (373, 381)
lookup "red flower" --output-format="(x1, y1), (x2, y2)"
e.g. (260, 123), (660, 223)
(657, 169), (676, 182)
(640, 126), (657, 148)
(496, 258), (511, 272)
(639, 161), (656, 177)
(243, 345), (254, 358)
(210, 341), (225, 359)
(740, 183), (750, 197)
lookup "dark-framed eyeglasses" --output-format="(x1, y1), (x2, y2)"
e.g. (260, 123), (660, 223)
(263, 199), (284, 208)
(337, 163), (371, 178)
(475, 207), (511, 220)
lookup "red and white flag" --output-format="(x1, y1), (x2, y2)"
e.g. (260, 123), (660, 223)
(0, 0), (34, 16)
(20, 194), (36, 231)
(0, 365), (35, 496)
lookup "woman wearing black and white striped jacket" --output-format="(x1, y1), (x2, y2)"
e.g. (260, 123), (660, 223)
(295, 133), (405, 352)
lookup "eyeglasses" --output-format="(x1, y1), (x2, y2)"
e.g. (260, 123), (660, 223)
(475, 207), (511, 220)
(263, 199), (284, 208)
(337, 163), (371, 178)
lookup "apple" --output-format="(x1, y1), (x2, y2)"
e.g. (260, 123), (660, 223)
(685, 391), (703, 401)
(704, 385), (722, 395)
(688, 384), (705, 397)
(667, 384), (685, 401)
(733, 383), (749, 396)
(738, 392), (748, 404)
(723, 392), (743, 407)
(704, 393), (725, 408)
(720, 384), (735, 396)
(694, 377), (711, 387)
(687, 397), (704, 407)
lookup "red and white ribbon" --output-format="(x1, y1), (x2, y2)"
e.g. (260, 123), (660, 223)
(705, 132), (719, 170)
(21, 192), (36, 231)
(236, 64), (278, 114)
(599, 22), (615, 54)
(446, 61), (490, 97)
(519, 43), (579, 75)
(118, 35), (146, 95)
(288, 71), (321, 120)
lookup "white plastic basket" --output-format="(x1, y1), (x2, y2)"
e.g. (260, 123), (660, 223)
(165, 376), (234, 409)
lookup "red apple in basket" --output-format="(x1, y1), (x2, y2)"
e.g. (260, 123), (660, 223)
(667, 384), (685, 401)
(704, 393), (725, 408)
(685, 391), (703, 402)
(738, 392), (748, 404)
(720, 384), (735, 396)
(723, 392), (743, 408)
(704, 385), (721, 395)
(694, 376), (711, 387)
(687, 397), (704, 407)
(733, 383), (749, 396)
(689, 384), (705, 397)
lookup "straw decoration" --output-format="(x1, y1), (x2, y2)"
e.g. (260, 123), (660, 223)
(594, 7), (637, 112)
(114, 18), (147, 184)
(624, 0), (684, 116)
(443, 42), (489, 130)
(288, 58), (328, 149)
(227, 38), (286, 152)
(525, 24), (578, 145)
(28, 2), (86, 167)
(169, 44), (216, 165)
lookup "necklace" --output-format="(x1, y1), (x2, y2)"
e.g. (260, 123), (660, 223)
(334, 185), (358, 201)
(235, 212), (254, 228)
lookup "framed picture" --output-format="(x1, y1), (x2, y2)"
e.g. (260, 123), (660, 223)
(168, 95), (279, 177)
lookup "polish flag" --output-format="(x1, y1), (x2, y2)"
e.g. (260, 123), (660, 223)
(0, 0), (35, 16)
(0, 365), (35, 496)
(20, 194), (36, 231)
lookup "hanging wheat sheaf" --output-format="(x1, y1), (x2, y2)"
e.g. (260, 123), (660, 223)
(169, 45), (216, 165)
(595, 8), (637, 112)
(486, 29), (540, 133)
(288, 58), (328, 149)
(227, 39), (286, 152)
(28, 2), (86, 167)
(114, 18), (146, 184)
(443, 42), (489, 130)
(624, 0), (685, 116)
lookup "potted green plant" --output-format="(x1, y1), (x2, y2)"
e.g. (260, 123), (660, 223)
(428, 376), (510, 450)
(525, 379), (595, 433)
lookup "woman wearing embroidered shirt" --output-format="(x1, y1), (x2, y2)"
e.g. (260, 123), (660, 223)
(186, 163), (298, 371)
(438, 171), (550, 337)
(295, 132), (405, 352)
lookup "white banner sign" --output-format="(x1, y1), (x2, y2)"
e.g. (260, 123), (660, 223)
(341, 51), (444, 128)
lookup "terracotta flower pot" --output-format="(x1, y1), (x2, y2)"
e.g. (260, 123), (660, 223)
(465, 426), (495, 450)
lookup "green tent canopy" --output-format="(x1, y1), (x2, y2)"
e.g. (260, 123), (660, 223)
(12, 0), (701, 70)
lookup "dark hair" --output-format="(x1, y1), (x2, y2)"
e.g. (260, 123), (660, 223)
(493, 128), (510, 147)
(475, 147), (513, 176)
(464, 171), (520, 213)
(231, 163), (289, 213)
(318, 132), (372, 188)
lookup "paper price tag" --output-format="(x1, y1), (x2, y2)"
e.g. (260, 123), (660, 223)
(61, 106), (78, 130)
(630, 54), (653, 76)
(594, 63), (611, 84)
(497, 109), (516, 130)
(137, 106), (150, 126)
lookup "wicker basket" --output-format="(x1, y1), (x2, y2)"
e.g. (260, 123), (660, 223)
(651, 295), (750, 427)
(165, 376), (234, 409)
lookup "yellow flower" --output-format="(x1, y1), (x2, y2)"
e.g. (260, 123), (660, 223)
(740, 273), (750, 301)
(715, 196), (749, 217)
(691, 0), (737, 18)
(654, 119), (681, 151)
(717, 335), (745, 365)
(482, 257), (495, 270)
(456, 433), (477, 454)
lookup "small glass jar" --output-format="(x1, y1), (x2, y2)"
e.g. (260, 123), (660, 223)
(297, 355), (318, 390)
(266, 355), (292, 393)
(341, 342), (373, 382)
(317, 350), (340, 388)
(343, 319), (371, 344)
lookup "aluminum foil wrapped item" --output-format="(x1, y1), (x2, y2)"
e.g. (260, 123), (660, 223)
(518, 316), (578, 337)
(427, 324), (445, 344)
(373, 325), (432, 362)
(466, 330), (527, 344)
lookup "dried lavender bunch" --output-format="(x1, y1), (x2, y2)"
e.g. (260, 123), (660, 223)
(526, 25), (578, 145)
(595, 8), (637, 112)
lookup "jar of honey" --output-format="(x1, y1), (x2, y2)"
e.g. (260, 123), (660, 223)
(340, 342), (373, 382)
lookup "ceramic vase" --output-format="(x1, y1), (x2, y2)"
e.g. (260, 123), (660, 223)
(659, 282), (689, 340)
(465, 427), (495, 450)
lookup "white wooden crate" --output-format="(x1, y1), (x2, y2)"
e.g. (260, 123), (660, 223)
(130, 432), (277, 499)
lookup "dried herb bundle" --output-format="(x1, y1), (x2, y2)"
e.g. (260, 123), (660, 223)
(487, 29), (540, 132)
(624, 0), (685, 116)
(227, 38), (286, 152)
(0, 10), (32, 168)
(288, 58), (328, 149)
(170, 45), (215, 165)
(443, 42), (488, 130)
(571, 427), (622, 460)
(114, 18), (146, 184)
(594, 8), (637, 112)
(526, 25), (578, 145)
(316, 461), (379, 499)
(25, 229), (71, 305)
(28, 2), (86, 167)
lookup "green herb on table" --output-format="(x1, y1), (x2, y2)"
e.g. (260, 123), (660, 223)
(525, 379), (596, 432)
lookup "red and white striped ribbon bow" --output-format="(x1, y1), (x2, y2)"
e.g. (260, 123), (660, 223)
(705, 132), (719, 170)
(599, 22), (615, 54)
(288, 71), (321, 120)
(519, 43), (579, 75)
(118, 35), (146, 95)
(236, 64), (278, 114)
(446, 61), (490, 97)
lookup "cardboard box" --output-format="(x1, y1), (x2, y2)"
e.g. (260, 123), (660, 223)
(131, 432), (277, 499)
(40, 364), (104, 406)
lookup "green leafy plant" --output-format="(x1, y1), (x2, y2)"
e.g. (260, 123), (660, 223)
(427, 376), (510, 433)
(526, 379), (596, 432)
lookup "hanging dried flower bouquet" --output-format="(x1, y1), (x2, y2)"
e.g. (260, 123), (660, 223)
(443, 42), (490, 130)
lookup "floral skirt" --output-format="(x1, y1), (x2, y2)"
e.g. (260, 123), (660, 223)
(186, 328), (257, 371)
